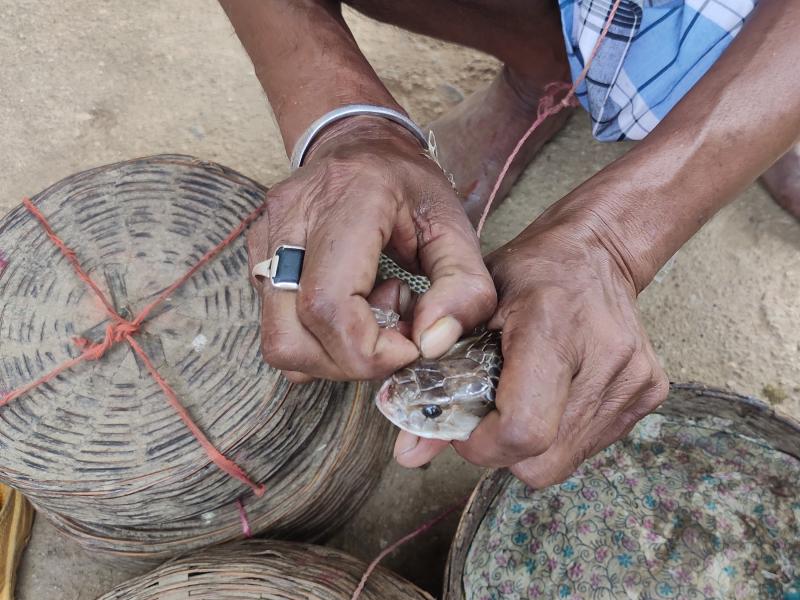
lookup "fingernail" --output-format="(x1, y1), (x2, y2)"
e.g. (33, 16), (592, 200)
(394, 430), (419, 458)
(419, 316), (462, 359)
(398, 283), (411, 317)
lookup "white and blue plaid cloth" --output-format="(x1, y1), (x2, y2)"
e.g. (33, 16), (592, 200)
(560, 0), (758, 141)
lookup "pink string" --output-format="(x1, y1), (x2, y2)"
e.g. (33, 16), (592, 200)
(2, 197), (267, 497)
(236, 498), (253, 538)
(349, 494), (470, 600)
(475, 0), (625, 238)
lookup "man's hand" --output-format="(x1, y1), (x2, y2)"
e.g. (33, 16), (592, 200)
(395, 0), (800, 481)
(221, 0), (495, 382)
(395, 216), (668, 489)
(247, 117), (496, 382)
(459, 221), (668, 487)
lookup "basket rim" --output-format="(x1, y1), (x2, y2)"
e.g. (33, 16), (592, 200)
(442, 381), (800, 600)
(95, 539), (436, 600)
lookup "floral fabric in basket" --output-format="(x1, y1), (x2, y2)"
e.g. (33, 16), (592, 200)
(464, 414), (800, 599)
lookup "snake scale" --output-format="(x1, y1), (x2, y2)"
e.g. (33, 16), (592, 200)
(375, 255), (502, 441)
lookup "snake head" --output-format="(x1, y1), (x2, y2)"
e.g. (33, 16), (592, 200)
(375, 332), (501, 441)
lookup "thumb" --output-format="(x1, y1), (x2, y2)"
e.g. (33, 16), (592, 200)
(393, 430), (450, 467)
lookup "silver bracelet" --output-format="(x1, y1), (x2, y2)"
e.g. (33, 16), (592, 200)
(289, 104), (429, 173)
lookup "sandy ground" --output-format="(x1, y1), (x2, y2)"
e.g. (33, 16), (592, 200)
(2, 1), (799, 598)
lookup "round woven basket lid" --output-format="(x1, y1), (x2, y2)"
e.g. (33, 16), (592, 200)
(445, 383), (800, 599)
(0, 155), (392, 561)
(96, 540), (434, 600)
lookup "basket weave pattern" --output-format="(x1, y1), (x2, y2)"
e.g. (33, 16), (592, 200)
(97, 540), (434, 600)
(0, 156), (392, 561)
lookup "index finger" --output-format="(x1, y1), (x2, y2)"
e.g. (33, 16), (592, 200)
(411, 192), (497, 359)
(294, 192), (420, 380)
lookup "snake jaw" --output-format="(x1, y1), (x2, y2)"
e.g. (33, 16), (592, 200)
(375, 378), (475, 441)
(376, 379), (393, 415)
(375, 331), (502, 441)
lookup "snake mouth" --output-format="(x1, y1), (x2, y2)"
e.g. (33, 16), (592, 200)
(376, 380), (392, 412)
(375, 379), (409, 432)
(375, 379), (468, 441)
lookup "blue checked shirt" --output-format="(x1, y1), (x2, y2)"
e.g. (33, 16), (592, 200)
(560, 0), (758, 141)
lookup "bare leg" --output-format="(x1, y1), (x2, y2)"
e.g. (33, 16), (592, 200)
(761, 141), (800, 221)
(345, 0), (572, 224)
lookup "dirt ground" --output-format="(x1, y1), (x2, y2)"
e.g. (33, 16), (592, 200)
(2, 1), (799, 599)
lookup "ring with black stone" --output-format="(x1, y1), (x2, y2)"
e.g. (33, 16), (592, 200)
(252, 245), (305, 290)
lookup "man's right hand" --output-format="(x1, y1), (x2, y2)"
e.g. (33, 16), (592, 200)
(247, 116), (496, 383)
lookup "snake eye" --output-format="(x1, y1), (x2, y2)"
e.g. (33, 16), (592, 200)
(421, 405), (443, 419)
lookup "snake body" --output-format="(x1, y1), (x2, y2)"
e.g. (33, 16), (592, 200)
(375, 255), (501, 441)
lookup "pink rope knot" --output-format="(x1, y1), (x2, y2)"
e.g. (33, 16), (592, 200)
(2, 196), (269, 500)
(475, 0), (624, 238)
(537, 81), (576, 119)
(110, 320), (140, 341)
(72, 321), (140, 361)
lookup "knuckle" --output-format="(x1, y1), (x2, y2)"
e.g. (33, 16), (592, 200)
(571, 445), (593, 472)
(497, 416), (557, 459)
(597, 333), (641, 377)
(414, 200), (462, 244)
(621, 401), (656, 426)
(260, 327), (299, 370)
(340, 335), (390, 381)
(617, 335), (639, 362)
(653, 368), (670, 396)
(294, 290), (383, 380)
(593, 394), (630, 424)
(610, 410), (641, 438)
(471, 273), (498, 307)
(446, 271), (497, 320)
(623, 353), (655, 387)
(643, 371), (670, 413)
(603, 324), (639, 358)
(295, 286), (336, 326)
(623, 351), (667, 398)
(510, 463), (562, 490)
(621, 383), (668, 424)
(266, 184), (297, 212)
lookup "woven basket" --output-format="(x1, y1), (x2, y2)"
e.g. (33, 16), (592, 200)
(0, 156), (393, 563)
(444, 383), (800, 599)
(96, 540), (433, 600)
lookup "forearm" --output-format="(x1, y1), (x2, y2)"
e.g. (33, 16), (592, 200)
(534, 0), (800, 293)
(219, 0), (402, 154)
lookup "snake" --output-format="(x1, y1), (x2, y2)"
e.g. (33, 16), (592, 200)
(374, 255), (502, 441)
